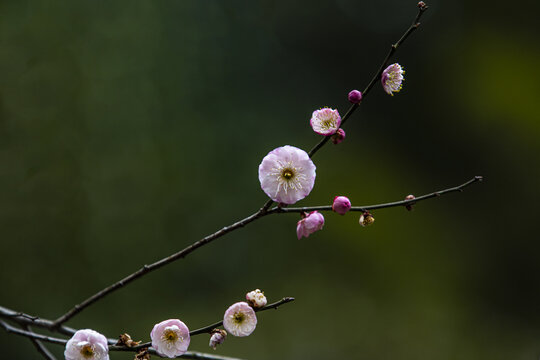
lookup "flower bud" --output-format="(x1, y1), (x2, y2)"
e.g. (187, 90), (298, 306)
(348, 90), (363, 104)
(404, 194), (415, 211)
(331, 128), (346, 145)
(332, 196), (352, 215)
(209, 329), (227, 350)
(297, 211), (325, 239)
(246, 289), (267, 309)
(359, 212), (375, 227)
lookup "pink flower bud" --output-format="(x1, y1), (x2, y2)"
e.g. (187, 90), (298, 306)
(223, 302), (257, 337)
(348, 90), (363, 104)
(150, 319), (191, 358)
(296, 211), (325, 239)
(209, 329), (227, 350)
(332, 196), (352, 215)
(331, 128), (346, 145)
(64, 329), (109, 360)
(246, 289), (267, 309)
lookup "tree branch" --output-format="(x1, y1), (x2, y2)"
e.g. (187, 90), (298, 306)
(269, 176), (483, 214)
(308, 3), (429, 159)
(21, 324), (57, 360)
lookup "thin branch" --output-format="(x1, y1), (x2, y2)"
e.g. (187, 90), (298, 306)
(308, 3), (428, 159)
(0, 320), (67, 346)
(0, 306), (76, 337)
(132, 297), (295, 350)
(52, 202), (273, 327)
(21, 324), (57, 360)
(1, 318), (244, 360)
(269, 176), (483, 214)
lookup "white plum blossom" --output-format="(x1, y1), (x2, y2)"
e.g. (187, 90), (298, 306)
(223, 302), (257, 337)
(258, 145), (316, 204)
(246, 289), (267, 309)
(150, 319), (190, 358)
(64, 329), (109, 360)
(310, 107), (341, 135)
(381, 63), (405, 95)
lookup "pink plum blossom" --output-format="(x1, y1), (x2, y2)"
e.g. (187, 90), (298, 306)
(150, 319), (190, 358)
(310, 107), (341, 135)
(64, 329), (109, 360)
(246, 289), (267, 309)
(332, 196), (352, 215)
(258, 145), (316, 204)
(223, 302), (257, 337)
(296, 211), (325, 239)
(381, 63), (405, 95)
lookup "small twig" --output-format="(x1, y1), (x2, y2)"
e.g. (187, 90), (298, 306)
(1, 317), (244, 360)
(0, 306), (76, 337)
(269, 176), (483, 214)
(132, 297), (295, 350)
(0, 320), (67, 346)
(21, 324), (57, 360)
(308, 3), (428, 159)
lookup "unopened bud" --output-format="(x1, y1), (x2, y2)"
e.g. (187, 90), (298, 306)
(332, 196), (352, 215)
(209, 329), (227, 350)
(359, 212), (375, 227)
(246, 289), (267, 309)
(348, 90), (363, 104)
(331, 128), (346, 144)
(404, 194), (415, 211)
(417, 1), (427, 9)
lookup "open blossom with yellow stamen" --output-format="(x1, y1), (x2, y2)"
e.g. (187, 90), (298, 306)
(64, 329), (109, 360)
(258, 145), (316, 204)
(310, 107), (341, 135)
(150, 319), (190, 358)
(223, 302), (257, 337)
(381, 63), (405, 95)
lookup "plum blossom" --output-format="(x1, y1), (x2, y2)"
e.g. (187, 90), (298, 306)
(258, 145), (316, 204)
(310, 107), (341, 135)
(246, 289), (267, 309)
(381, 63), (405, 95)
(64, 329), (109, 360)
(359, 212), (375, 227)
(332, 196), (352, 215)
(223, 302), (257, 337)
(209, 329), (227, 350)
(150, 319), (190, 358)
(296, 211), (325, 239)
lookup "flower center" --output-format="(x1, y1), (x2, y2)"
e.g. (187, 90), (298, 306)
(234, 312), (245, 324)
(282, 168), (294, 180)
(163, 329), (178, 342)
(80, 344), (94, 358)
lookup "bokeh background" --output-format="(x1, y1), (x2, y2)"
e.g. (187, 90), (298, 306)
(1, 0), (539, 359)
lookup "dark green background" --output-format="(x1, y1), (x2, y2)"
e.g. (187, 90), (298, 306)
(1, 0), (539, 359)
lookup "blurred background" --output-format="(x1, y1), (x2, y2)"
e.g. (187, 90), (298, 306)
(1, 0), (539, 359)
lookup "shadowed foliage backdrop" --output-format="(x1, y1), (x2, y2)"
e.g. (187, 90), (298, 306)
(1, 0), (539, 359)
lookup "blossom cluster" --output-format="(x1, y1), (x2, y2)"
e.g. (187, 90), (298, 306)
(64, 289), (269, 358)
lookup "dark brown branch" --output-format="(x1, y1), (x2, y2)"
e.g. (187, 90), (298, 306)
(0, 306), (76, 337)
(131, 297), (295, 350)
(308, 3), (428, 159)
(21, 324), (57, 360)
(269, 176), (483, 214)
(0, 317), (244, 360)
(52, 202), (273, 327)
